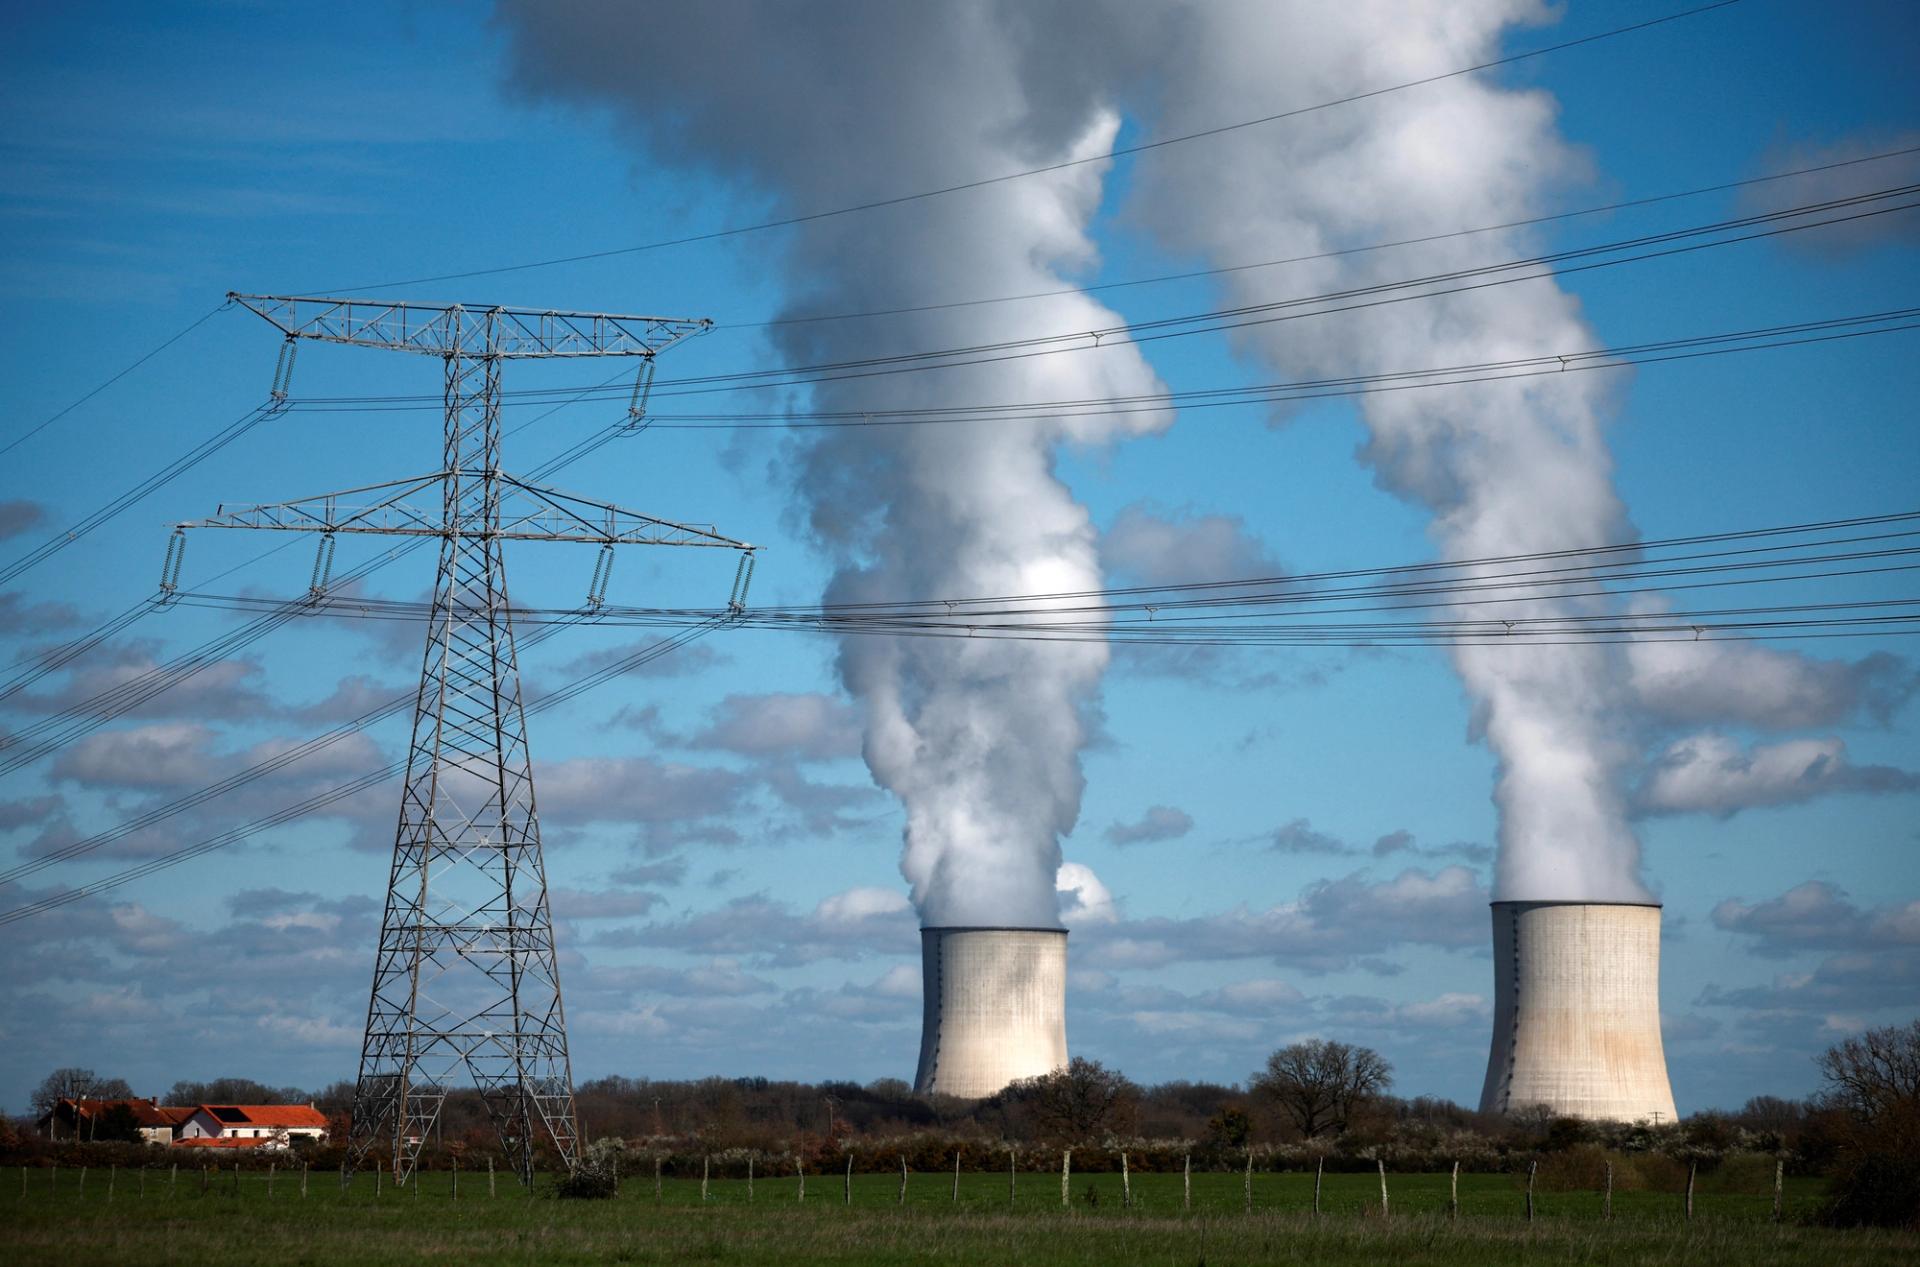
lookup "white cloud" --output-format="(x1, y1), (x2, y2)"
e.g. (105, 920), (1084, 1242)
(1636, 732), (1920, 817)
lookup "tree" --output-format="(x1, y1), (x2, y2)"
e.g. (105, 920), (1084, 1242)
(1816, 1019), (1920, 1229)
(94, 1102), (143, 1143)
(1817, 1020), (1920, 1122)
(1250, 1040), (1393, 1138)
(1014, 1058), (1139, 1141)
(30, 1068), (133, 1119)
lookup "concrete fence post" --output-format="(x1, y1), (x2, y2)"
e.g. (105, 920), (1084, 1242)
(1525, 1159), (1536, 1222)
(1449, 1160), (1459, 1219)
(1121, 1152), (1131, 1209)
(1243, 1150), (1252, 1214)
(1377, 1160), (1389, 1218)
(747, 1154), (753, 1202)
(952, 1150), (961, 1204)
(267, 1163), (274, 1200)
(1314, 1156), (1323, 1216)
(1008, 1148), (1015, 1208)
(1183, 1153), (1191, 1213)
(1603, 1161), (1612, 1220)
(701, 1155), (709, 1203)
(1773, 1158), (1784, 1223)
(1685, 1162), (1696, 1221)
(1061, 1148), (1071, 1209)
(898, 1155), (908, 1206)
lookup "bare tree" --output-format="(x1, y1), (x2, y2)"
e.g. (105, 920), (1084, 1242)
(30, 1068), (132, 1119)
(1818, 1020), (1920, 1121)
(1251, 1040), (1393, 1138)
(1014, 1058), (1139, 1141)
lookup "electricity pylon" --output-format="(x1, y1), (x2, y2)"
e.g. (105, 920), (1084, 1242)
(178, 295), (755, 1186)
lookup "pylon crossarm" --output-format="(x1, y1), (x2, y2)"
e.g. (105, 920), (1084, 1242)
(229, 294), (712, 358)
(495, 474), (755, 549)
(176, 469), (755, 549)
(177, 472), (446, 536)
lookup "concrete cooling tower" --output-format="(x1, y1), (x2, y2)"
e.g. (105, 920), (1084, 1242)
(913, 926), (1068, 1098)
(1478, 900), (1679, 1123)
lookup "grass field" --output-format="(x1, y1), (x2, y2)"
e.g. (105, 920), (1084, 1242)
(2, 1166), (1912, 1264)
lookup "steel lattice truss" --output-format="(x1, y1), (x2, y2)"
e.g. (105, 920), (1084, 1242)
(187, 297), (752, 1187)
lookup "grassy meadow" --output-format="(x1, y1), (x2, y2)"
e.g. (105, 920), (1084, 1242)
(2, 1165), (1912, 1264)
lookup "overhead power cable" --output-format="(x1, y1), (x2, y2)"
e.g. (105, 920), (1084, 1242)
(0, 619), (729, 925)
(280, 185), (1920, 410)
(0, 302), (229, 458)
(309, 1), (1746, 295)
(0, 367), (648, 778)
(0, 398), (285, 589)
(726, 142), (1920, 332)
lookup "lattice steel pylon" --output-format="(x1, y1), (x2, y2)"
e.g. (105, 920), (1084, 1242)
(180, 295), (755, 1186)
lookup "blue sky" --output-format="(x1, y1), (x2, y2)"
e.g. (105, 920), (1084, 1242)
(1, 0), (1916, 1116)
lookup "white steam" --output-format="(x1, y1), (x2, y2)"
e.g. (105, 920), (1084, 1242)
(500, 3), (1170, 927)
(1051, 0), (1651, 901)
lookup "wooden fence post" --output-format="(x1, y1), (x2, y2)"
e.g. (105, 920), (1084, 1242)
(108, 1165), (115, 1203)
(1377, 1160), (1389, 1218)
(1121, 1152), (1131, 1209)
(452, 1159), (459, 1201)
(1008, 1148), (1015, 1208)
(171, 1163), (177, 1197)
(796, 1155), (805, 1204)
(1603, 1161), (1612, 1220)
(1243, 1150), (1252, 1214)
(952, 1150), (961, 1204)
(1685, 1162), (1695, 1221)
(1525, 1159), (1536, 1222)
(1183, 1153), (1191, 1212)
(846, 1153), (854, 1207)
(267, 1163), (275, 1200)
(374, 1168), (382, 1199)
(233, 1162), (240, 1198)
(898, 1155), (908, 1206)
(1773, 1158), (1783, 1223)
(200, 1165), (208, 1196)
(1449, 1160), (1459, 1219)
(302, 1162), (308, 1199)
(747, 1154), (753, 1202)
(701, 1155), (709, 1203)
(1314, 1156), (1323, 1216)
(79, 1166), (87, 1197)
(1061, 1148), (1071, 1209)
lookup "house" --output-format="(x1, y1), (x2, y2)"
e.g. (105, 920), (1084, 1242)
(37, 1098), (194, 1145)
(176, 1104), (329, 1148)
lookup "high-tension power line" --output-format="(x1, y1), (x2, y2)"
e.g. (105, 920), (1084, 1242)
(162, 294), (758, 1191)
(311, 1), (1745, 295)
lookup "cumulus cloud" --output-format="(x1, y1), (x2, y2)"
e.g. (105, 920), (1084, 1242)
(1712, 881), (1920, 957)
(591, 887), (918, 967)
(685, 691), (862, 762)
(1627, 641), (1916, 731)
(0, 500), (46, 540)
(533, 754), (748, 826)
(1101, 503), (1283, 587)
(1104, 804), (1193, 846)
(1075, 864), (1487, 972)
(1735, 131), (1920, 256)
(1636, 733), (1920, 817)
(1267, 818), (1350, 855)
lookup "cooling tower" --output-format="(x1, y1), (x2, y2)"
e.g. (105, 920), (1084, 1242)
(913, 926), (1068, 1098)
(1478, 900), (1678, 1123)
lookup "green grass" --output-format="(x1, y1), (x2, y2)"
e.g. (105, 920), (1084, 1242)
(1, 1165), (1910, 1264)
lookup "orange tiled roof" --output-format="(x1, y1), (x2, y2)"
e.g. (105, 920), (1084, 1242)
(173, 1136), (277, 1149)
(194, 1104), (329, 1130)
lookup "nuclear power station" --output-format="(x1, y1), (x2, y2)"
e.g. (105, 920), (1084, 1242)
(1478, 900), (1678, 1122)
(914, 926), (1069, 1098)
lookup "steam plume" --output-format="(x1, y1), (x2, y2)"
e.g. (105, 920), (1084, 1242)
(501, 2), (1170, 926)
